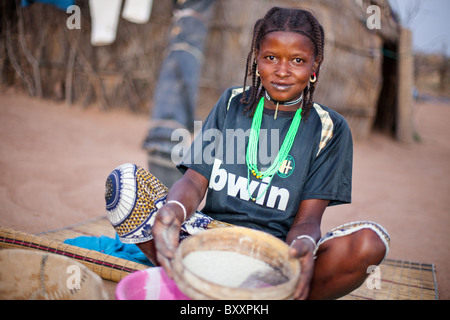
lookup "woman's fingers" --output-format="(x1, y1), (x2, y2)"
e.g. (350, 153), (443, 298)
(289, 240), (315, 300)
(152, 206), (182, 277)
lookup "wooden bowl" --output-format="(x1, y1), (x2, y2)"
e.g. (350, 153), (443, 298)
(172, 227), (300, 300)
(0, 249), (109, 300)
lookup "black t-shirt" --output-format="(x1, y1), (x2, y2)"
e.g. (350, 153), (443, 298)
(178, 87), (353, 240)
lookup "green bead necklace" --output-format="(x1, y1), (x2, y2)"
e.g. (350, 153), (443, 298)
(246, 96), (303, 202)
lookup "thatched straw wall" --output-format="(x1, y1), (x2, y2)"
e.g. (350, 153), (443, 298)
(1, 0), (173, 112)
(0, 0), (400, 140)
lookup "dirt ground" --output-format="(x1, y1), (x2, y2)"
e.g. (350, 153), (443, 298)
(0, 88), (448, 299)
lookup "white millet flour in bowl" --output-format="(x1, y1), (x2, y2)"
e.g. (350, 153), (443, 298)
(182, 250), (288, 289)
(173, 227), (300, 299)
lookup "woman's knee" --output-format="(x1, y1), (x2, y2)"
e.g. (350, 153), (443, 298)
(351, 228), (387, 266)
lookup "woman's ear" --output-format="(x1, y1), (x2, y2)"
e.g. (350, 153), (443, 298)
(312, 54), (322, 73)
(312, 58), (320, 74)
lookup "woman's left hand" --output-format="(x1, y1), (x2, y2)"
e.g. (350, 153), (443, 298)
(289, 238), (316, 300)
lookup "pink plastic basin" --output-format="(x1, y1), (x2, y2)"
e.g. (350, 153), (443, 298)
(116, 267), (190, 300)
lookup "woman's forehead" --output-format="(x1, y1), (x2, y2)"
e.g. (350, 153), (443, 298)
(259, 31), (316, 54)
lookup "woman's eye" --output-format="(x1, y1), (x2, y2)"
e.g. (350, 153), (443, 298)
(266, 56), (276, 61)
(293, 58), (303, 64)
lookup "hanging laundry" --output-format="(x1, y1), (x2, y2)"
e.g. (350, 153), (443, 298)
(122, 0), (153, 24)
(89, 0), (122, 46)
(21, 0), (74, 11)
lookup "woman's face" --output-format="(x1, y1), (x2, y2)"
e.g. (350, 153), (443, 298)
(257, 31), (318, 108)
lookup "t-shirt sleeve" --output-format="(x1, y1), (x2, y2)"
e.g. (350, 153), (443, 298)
(300, 113), (353, 206)
(177, 88), (232, 179)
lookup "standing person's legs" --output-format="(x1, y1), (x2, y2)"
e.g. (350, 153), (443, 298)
(143, 0), (217, 188)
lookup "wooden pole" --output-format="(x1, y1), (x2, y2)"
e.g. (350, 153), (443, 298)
(396, 27), (414, 143)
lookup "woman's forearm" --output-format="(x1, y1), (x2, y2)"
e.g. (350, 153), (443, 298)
(286, 199), (329, 245)
(165, 169), (208, 221)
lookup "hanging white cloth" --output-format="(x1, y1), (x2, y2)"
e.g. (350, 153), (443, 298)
(89, 0), (123, 46)
(122, 0), (153, 24)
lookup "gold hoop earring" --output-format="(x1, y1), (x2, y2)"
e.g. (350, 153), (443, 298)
(256, 69), (260, 77)
(310, 72), (317, 83)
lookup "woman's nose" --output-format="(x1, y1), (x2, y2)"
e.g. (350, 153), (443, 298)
(275, 61), (290, 77)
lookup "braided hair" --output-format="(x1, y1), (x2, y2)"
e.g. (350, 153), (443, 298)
(241, 7), (325, 119)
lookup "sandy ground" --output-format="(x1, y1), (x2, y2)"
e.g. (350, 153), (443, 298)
(0, 89), (449, 299)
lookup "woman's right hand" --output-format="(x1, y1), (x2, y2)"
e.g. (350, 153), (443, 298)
(152, 169), (209, 278)
(152, 202), (184, 278)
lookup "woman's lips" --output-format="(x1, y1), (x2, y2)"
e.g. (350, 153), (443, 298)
(271, 82), (292, 91)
